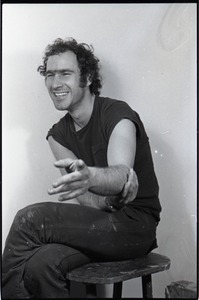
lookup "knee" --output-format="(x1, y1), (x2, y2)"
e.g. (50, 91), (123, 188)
(11, 206), (36, 232)
(14, 205), (34, 222)
(13, 203), (48, 228)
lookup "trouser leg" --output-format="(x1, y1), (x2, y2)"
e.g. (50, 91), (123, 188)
(2, 202), (157, 298)
(23, 244), (90, 298)
(2, 202), (115, 298)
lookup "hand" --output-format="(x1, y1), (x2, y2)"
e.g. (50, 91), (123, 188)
(48, 158), (91, 201)
(113, 168), (138, 208)
(121, 168), (139, 205)
(105, 168), (138, 210)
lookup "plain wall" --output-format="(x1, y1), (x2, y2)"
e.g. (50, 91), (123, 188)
(2, 3), (197, 298)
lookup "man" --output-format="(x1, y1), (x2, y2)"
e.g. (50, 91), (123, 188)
(2, 38), (161, 298)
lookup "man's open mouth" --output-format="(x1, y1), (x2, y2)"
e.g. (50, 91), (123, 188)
(54, 91), (69, 97)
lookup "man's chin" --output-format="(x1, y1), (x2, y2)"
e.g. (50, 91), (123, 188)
(54, 103), (68, 111)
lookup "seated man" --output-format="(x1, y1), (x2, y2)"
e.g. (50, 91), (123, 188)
(2, 38), (161, 298)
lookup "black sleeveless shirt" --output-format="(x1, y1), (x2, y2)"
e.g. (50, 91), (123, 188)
(47, 96), (161, 222)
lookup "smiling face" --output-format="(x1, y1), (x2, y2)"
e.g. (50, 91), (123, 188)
(45, 51), (90, 112)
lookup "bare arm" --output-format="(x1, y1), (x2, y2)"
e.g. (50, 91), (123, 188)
(48, 136), (107, 208)
(88, 118), (136, 195)
(48, 118), (138, 209)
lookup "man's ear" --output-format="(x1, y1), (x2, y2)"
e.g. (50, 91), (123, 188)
(86, 75), (92, 87)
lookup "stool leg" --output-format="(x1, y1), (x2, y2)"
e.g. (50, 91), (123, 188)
(66, 279), (71, 296)
(113, 282), (123, 299)
(142, 274), (153, 298)
(86, 283), (97, 298)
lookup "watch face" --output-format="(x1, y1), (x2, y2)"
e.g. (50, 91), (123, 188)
(104, 198), (113, 211)
(106, 197), (125, 211)
(105, 198), (117, 212)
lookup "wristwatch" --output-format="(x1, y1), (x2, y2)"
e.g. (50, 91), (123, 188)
(104, 197), (117, 212)
(105, 195), (126, 212)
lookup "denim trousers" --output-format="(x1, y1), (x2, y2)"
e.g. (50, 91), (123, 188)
(2, 202), (158, 298)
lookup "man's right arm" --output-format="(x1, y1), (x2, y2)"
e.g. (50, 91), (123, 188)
(48, 136), (111, 210)
(48, 129), (138, 211)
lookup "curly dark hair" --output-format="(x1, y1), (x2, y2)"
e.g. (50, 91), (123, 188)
(38, 38), (102, 96)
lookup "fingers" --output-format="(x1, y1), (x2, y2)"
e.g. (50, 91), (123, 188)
(122, 168), (135, 197)
(54, 158), (74, 168)
(122, 183), (130, 201)
(52, 171), (82, 188)
(48, 159), (89, 196)
(48, 177), (88, 195)
(122, 181), (129, 198)
(71, 160), (85, 171)
(58, 189), (86, 201)
(121, 169), (139, 204)
(54, 158), (85, 172)
(50, 159), (88, 189)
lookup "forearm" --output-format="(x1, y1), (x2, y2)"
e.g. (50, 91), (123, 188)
(77, 191), (119, 211)
(88, 164), (129, 196)
(77, 191), (106, 210)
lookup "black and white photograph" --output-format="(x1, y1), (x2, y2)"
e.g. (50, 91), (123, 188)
(2, 3), (197, 298)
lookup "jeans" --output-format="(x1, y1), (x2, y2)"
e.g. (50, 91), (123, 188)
(2, 202), (158, 298)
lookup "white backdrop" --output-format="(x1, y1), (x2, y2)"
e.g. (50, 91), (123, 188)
(2, 3), (197, 298)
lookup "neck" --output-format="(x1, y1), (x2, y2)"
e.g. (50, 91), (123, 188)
(70, 92), (95, 130)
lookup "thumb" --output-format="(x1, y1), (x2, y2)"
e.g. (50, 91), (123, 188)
(54, 158), (74, 168)
(70, 159), (85, 171)
(75, 159), (85, 171)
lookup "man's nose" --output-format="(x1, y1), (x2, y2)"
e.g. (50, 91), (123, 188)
(52, 74), (63, 88)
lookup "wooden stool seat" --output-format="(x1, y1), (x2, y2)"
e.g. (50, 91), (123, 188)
(66, 252), (171, 298)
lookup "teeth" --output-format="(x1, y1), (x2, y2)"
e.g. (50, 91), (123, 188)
(54, 92), (69, 97)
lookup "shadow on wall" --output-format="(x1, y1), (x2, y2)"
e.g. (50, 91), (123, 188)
(2, 51), (63, 244)
(150, 129), (196, 284)
(157, 3), (194, 52)
(100, 57), (129, 101)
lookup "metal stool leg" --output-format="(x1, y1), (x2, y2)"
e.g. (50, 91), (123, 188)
(142, 274), (153, 298)
(113, 282), (123, 299)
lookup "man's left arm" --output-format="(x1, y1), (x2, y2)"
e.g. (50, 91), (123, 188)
(89, 118), (136, 196)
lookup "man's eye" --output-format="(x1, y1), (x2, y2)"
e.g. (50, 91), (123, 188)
(46, 73), (53, 78)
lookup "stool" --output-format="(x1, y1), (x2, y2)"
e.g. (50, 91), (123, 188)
(66, 252), (171, 298)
